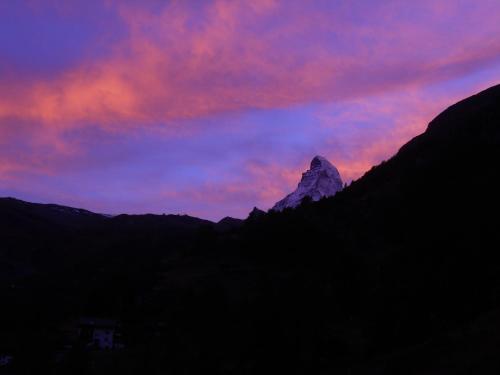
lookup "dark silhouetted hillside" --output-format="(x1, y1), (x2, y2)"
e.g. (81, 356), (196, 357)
(2, 84), (500, 374)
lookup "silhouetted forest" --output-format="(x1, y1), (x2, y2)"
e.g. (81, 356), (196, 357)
(1, 84), (500, 374)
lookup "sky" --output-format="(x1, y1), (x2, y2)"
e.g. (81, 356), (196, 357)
(1, 0), (500, 221)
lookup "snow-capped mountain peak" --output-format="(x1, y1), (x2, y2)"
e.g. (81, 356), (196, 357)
(272, 155), (343, 211)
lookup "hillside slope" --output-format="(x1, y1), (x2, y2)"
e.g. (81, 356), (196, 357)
(1, 84), (500, 374)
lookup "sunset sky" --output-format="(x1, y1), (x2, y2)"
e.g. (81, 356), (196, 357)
(1, 1), (500, 220)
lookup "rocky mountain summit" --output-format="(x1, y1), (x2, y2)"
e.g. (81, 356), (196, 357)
(272, 155), (343, 211)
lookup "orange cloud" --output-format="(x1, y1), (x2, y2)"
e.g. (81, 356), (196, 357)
(2, 1), (500, 132)
(2, 0), (500, 220)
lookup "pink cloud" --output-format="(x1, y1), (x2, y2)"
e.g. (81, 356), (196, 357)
(1, 1), (500, 131)
(315, 75), (500, 183)
(2, 1), (500, 219)
(163, 161), (299, 207)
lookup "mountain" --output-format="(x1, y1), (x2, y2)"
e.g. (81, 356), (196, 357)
(172, 84), (500, 373)
(2, 84), (500, 374)
(215, 216), (244, 231)
(0, 197), (214, 283)
(0, 196), (107, 230)
(272, 155), (343, 211)
(247, 206), (266, 220)
(233, 83), (500, 373)
(0, 196), (213, 232)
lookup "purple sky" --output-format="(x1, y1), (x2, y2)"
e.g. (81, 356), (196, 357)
(1, 1), (500, 220)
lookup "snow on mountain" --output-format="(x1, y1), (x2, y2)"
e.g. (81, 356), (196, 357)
(272, 156), (343, 211)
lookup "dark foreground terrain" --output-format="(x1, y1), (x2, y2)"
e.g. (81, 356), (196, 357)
(1, 84), (500, 374)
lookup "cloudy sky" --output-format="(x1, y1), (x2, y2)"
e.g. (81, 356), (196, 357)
(1, 0), (500, 220)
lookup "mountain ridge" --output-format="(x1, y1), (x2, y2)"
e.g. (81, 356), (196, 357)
(2, 83), (500, 374)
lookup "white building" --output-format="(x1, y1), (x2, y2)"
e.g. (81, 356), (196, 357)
(78, 317), (122, 350)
